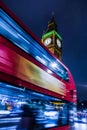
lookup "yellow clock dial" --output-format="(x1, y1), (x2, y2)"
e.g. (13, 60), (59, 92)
(57, 39), (61, 48)
(44, 38), (52, 46)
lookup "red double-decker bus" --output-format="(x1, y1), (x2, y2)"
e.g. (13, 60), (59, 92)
(0, 2), (77, 130)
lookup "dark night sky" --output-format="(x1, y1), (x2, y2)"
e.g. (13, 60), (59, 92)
(2, 0), (87, 100)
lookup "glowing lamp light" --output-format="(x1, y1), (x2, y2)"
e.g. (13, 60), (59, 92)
(51, 63), (57, 68)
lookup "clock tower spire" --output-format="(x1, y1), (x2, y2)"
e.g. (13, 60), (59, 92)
(41, 14), (62, 60)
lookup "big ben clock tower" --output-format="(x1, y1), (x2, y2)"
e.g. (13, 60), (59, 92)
(41, 15), (62, 60)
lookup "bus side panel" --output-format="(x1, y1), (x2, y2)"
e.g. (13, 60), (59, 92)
(0, 37), (67, 97)
(0, 36), (76, 102)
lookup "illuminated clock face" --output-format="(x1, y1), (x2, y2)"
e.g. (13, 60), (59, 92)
(44, 38), (52, 46)
(56, 39), (61, 48)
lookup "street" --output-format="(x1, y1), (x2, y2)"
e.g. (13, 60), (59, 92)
(0, 120), (87, 130)
(70, 122), (87, 130)
(0, 117), (20, 130)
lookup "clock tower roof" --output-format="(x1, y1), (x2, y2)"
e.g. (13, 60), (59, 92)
(46, 15), (58, 33)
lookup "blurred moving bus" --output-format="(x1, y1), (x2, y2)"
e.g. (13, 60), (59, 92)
(0, 2), (77, 130)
